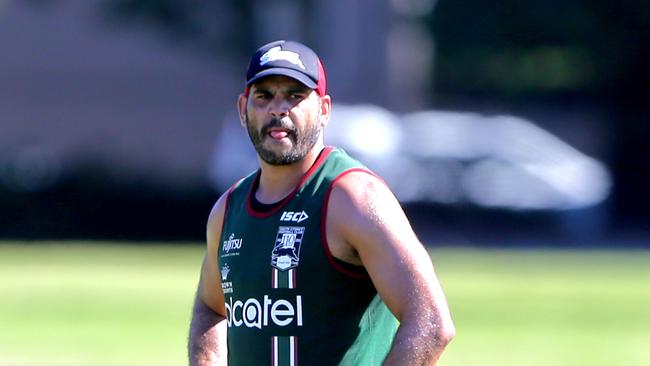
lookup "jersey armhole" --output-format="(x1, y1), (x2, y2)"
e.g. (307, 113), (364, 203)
(320, 168), (386, 280)
(218, 178), (244, 254)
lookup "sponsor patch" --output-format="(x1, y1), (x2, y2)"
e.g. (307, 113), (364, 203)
(225, 295), (303, 329)
(221, 263), (233, 294)
(280, 210), (309, 223)
(222, 233), (243, 257)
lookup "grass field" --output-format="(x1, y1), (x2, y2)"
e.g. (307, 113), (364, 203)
(1, 242), (649, 366)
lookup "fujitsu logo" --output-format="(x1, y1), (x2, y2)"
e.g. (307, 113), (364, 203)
(280, 211), (309, 223)
(225, 295), (303, 329)
(222, 233), (243, 253)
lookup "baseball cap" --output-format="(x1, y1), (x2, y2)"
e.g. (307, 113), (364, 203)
(245, 40), (327, 96)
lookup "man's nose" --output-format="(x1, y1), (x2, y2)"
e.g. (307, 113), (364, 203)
(269, 97), (290, 118)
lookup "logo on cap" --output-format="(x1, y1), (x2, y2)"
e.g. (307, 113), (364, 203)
(260, 46), (306, 70)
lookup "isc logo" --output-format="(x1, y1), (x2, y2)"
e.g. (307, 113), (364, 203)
(280, 211), (309, 223)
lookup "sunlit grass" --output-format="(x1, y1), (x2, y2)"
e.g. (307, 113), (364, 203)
(1, 242), (648, 365)
(431, 248), (650, 366)
(0, 242), (204, 366)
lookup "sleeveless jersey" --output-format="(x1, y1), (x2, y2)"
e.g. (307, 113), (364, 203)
(217, 147), (399, 366)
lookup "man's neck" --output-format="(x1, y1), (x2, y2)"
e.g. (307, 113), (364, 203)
(255, 144), (325, 204)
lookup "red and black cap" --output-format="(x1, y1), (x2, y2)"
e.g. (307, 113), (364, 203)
(245, 40), (327, 96)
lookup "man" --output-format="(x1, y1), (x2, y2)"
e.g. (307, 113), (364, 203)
(189, 40), (455, 365)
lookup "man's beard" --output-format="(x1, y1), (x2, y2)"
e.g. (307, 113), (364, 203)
(245, 115), (321, 166)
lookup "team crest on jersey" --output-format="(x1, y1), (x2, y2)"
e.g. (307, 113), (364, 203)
(271, 226), (304, 271)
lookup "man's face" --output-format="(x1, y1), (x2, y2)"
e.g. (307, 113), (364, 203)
(241, 76), (324, 166)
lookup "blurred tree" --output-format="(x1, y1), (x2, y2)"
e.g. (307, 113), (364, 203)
(431, 1), (650, 98)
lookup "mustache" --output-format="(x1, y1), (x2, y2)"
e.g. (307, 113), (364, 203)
(260, 118), (296, 135)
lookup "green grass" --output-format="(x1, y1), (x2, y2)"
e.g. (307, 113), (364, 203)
(1, 242), (649, 365)
(0, 242), (203, 366)
(433, 248), (650, 366)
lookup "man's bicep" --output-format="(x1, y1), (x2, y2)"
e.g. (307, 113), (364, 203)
(197, 253), (227, 316)
(330, 173), (439, 321)
(198, 194), (229, 316)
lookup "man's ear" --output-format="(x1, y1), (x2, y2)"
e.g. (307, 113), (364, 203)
(237, 94), (247, 127)
(319, 94), (332, 127)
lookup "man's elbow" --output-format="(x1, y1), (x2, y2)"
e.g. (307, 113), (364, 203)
(439, 321), (456, 346)
(434, 317), (456, 348)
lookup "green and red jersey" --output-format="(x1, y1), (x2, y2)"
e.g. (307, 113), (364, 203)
(217, 147), (399, 365)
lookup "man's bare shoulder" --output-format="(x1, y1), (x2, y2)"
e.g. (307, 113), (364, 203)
(326, 169), (412, 255)
(206, 190), (232, 249)
(329, 170), (397, 222)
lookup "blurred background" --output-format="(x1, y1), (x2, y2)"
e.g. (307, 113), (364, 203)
(1, 0), (648, 246)
(1, 1), (649, 365)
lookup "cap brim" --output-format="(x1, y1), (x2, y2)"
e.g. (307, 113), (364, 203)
(247, 68), (317, 89)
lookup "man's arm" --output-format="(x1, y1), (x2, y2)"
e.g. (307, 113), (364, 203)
(327, 172), (456, 365)
(188, 194), (229, 365)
